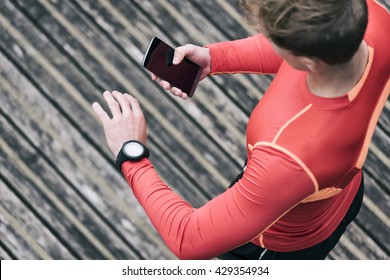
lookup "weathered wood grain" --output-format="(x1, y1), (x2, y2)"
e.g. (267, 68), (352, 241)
(330, 222), (389, 260)
(0, 0), (389, 260)
(0, 111), (148, 259)
(0, 178), (74, 259)
(328, 165), (390, 260)
(366, 126), (390, 191)
(0, 242), (13, 260)
(0, 54), (173, 259)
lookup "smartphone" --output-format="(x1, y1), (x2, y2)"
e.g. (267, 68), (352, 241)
(142, 37), (202, 97)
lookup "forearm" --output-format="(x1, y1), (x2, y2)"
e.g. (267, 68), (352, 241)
(121, 159), (258, 259)
(121, 147), (315, 260)
(122, 159), (199, 258)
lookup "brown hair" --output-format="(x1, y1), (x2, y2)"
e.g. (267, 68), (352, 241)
(239, 0), (368, 65)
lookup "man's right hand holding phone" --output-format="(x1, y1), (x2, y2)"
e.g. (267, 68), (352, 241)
(151, 44), (211, 99)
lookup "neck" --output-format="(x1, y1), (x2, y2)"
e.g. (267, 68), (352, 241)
(307, 41), (368, 98)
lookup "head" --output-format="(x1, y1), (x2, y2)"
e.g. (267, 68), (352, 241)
(240, 0), (368, 66)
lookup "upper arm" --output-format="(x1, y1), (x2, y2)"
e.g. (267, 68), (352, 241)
(175, 146), (315, 259)
(208, 33), (283, 75)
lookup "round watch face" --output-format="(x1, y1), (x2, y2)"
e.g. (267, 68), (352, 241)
(123, 142), (144, 157)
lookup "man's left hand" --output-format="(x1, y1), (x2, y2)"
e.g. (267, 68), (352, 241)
(92, 91), (148, 157)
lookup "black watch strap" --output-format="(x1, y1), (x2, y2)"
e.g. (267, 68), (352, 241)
(116, 140), (150, 170)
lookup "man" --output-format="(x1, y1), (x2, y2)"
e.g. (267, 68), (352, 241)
(92, 0), (389, 259)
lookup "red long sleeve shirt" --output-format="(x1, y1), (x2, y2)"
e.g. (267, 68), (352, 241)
(122, 0), (389, 259)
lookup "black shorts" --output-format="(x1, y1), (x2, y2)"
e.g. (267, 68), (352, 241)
(218, 171), (364, 260)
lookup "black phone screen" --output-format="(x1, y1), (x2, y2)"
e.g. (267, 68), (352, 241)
(142, 37), (201, 97)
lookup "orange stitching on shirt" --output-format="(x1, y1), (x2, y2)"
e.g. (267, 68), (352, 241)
(347, 46), (374, 102)
(356, 78), (390, 168)
(272, 104), (312, 144)
(300, 187), (342, 203)
(252, 142), (319, 248)
(253, 142), (319, 192)
(373, 0), (390, 14)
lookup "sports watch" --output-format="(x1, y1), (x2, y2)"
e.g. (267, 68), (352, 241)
(116, 140), (150, 169)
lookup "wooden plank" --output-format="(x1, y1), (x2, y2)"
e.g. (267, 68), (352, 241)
(330, 222), (389, 260)
(365, 126), (390, 192)
(0, 206), (49, 259)
(0, 113), (141, 259)
(379, 0), (390, 11)
(377, 102), (390, 135)
(185, 0), (254, 40)
(357, 174), (390, 253)
(0, 179), (75, 259)
(0, 244), (13, 260)
(328, 171), (390, 260)
(0, 55), (174, 259)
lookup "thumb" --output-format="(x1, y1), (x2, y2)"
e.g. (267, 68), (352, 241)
(173, 46), (188, 65)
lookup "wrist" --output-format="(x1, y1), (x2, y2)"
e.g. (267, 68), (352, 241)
(116, 140), (150, 170)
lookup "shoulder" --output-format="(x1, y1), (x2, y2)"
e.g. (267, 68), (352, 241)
(366, 0), (390, 38)
(365, 0), (390, 72)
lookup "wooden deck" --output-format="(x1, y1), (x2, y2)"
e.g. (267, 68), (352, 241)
(0, 0), (389, 260)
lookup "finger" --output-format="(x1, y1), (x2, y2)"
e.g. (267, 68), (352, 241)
(171, 87), (189, 99)
(151, 73), (158, 81)
(124, 94), (143, 118)
(103, 91), (122, 118)
(92, 102), (110, 125)
(179, 92), (189, 99)
(112, 91), (131, 116)
(159, 80), (171, 90)
(170, 87), (184, 98)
